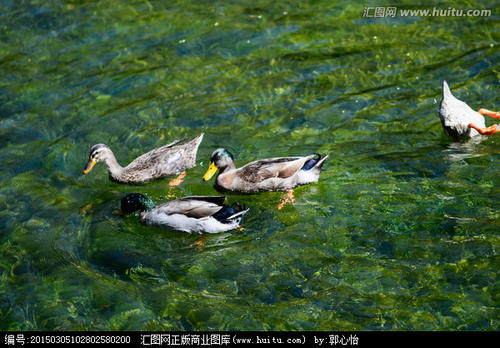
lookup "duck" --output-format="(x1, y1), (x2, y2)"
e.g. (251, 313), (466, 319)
(83, 133), (204, 184)
(120, 193), (248, 234)
(439, 81), (499, 137)
(202, 148), (328, 194)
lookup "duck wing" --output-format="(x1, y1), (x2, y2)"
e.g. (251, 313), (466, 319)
(238, 156), (314, 183)
(155, 196), (226, 218)
(125, 134), (204, 172)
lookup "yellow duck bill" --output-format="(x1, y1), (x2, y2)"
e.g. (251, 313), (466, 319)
(202, 162), (218, 181)
(83, 159), (96, 174)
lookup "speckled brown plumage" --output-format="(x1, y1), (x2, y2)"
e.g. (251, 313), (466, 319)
(238, 157), (301, 183)
(203, 148), (329, 193)
(83, 133), (204, 184)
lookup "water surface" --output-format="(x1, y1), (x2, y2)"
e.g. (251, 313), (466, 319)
(0, 0), (498, 330)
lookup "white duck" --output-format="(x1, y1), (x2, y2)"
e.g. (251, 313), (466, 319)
(439, 80), (499, 137)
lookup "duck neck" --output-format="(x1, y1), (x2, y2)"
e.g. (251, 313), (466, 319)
(103, 152), (125, 179)
(220, 160), (236, 173)
(141, 197), (156, 212)
(138, 198), (155, 222)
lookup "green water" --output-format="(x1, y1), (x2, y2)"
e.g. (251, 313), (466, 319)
(1, 0), (498, 331)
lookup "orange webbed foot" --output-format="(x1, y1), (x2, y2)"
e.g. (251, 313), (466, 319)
(278, 189), (295, 210)
(189, 234), (207, 251)
(478, 108), (500, 119)
(469, 123), (500, 135)
(168, 171), (186, 186)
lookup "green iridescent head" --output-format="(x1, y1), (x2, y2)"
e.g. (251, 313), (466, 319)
(120, 193), (155, 213)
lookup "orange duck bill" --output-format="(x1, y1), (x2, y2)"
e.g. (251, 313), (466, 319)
(83, 159), (96, 174)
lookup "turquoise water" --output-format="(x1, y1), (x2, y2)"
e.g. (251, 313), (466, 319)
(0, 0), (498, 330)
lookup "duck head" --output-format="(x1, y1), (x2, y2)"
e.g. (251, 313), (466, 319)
(120, 193), (155, 214)
(202, 148), (235, 181)
(83, 144), (114, 174)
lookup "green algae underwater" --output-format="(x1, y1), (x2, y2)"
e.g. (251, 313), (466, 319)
(0, 0), (498, 330)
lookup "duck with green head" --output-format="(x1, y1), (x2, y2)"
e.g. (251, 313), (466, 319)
(120, 193), (248, 234)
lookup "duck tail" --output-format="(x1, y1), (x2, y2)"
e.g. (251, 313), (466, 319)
(442, 80), (453, 99)
(164, 133), (204, 148)
(315, 153), (329, 169)
(190, 132), (204, 147)
(227, 207), (249, 221)
(302, 153), (329, 171)
(212, 202), (249, 223)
